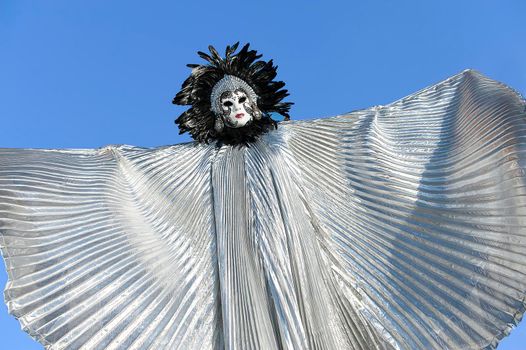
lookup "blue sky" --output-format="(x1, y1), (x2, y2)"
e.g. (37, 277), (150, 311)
(1, 1), (525, 349)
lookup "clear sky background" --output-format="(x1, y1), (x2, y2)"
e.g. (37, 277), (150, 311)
(0, 1), (525, 349)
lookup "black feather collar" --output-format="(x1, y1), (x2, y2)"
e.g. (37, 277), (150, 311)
(173, 43), (293, 145)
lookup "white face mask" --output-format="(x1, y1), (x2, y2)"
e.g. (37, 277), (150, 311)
(220, 90), (254, 128)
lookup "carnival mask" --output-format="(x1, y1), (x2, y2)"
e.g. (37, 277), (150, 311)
(174, 43), (292, 143)
(210, 75), (262, 132)
(220, 90), (258, 128)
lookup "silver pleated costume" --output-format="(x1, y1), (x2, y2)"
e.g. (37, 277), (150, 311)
(1, 70), (526, 350)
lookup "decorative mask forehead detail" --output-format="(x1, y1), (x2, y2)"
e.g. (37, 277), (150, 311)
(210, 75), (258, 116)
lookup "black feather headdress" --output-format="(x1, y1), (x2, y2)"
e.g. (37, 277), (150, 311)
(173, 43), (293, 144)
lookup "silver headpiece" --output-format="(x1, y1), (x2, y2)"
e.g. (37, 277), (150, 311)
(210, 75), (258, 116)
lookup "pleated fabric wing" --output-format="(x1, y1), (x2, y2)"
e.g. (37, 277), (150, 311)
(280, 70), (526, 349)
(1, 69), (526, 350)
(0, 144), (224, 349)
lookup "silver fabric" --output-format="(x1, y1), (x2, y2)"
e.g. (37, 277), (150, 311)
(1, 70), (526, 349)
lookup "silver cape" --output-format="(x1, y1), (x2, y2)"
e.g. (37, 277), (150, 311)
(1, 70), (526, 350)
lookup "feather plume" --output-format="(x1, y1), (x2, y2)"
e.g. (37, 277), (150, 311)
(173, 43), (293, 144)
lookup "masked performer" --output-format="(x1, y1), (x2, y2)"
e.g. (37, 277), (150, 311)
(1, 43), (525, 350)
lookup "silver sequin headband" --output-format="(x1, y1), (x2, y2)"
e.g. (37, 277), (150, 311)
(210, 75), (258, 116)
